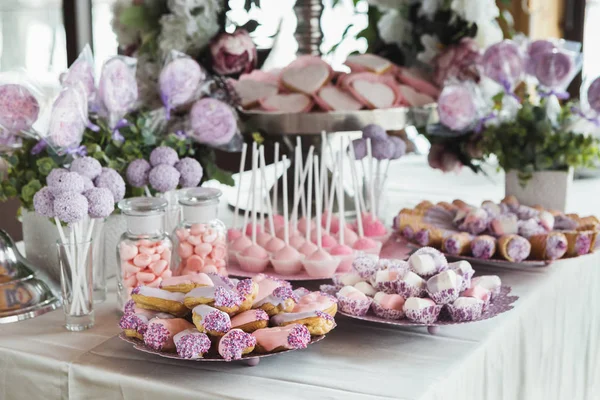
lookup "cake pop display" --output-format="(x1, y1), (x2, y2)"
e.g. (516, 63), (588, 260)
(298, 153), (318, 257)
(290, 234), (306, 250)
(297, 154), (313, 235)
(324, 149), (341, 235)
(271, 154), (303, 275)
(347, 135), (369, 225)
(303, 155), (340, 278)
(237, 145), (270, 273)
(256, 151), (273, 248)
(228, 143), (247, 243)
(329, 151), (355, 273)
(268, 142), (286, 233)
(257, 146), (283, 255)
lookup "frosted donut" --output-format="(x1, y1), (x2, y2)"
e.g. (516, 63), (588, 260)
(235, 279), (260, 312)
(218, 329), (256, 361)
(131, 286), (188, 317)
(160, 273), (214, 293)
(174, 328), (212, 359)
(143, 318), (195, 351)
(252, 324), (311, 353)
(230, 309), (269, 333)
(191, 304), (231, 336)
(184, 286), (243, 315)
(252, 286), (297, 316)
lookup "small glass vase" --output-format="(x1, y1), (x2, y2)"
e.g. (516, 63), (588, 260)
(92, 219), (107, 303)
(57, 240), (95, 331)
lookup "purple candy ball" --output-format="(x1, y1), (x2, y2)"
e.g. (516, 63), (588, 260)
(126, 158), (151, 188)
(84, 187), (114, 218)
(174, 157), (203, 188)
(389, 136), (407, 160)
(94, 167), (126, 202)
(46, 168), (69, 187)
(482, 41), (524, 87)
(587, 77), (600, 114)
(350, 139), (366, 160)
(33, 187), (55, 218)
(526, 40), (555, 75)
(371, 139), (394, 160)
(70, 156), (102, 180)
(53, 191), (88, 224)
(535, 51), (573, 89)
(48, 171), (85, 195)
(148, 164), (180, 193)
(149, 146), (179, 167)
(362, 124), (387, 140)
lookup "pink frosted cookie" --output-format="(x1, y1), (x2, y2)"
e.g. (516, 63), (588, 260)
(0, 84), (40, 134)
(174, 328), (212, 359)
(313, 85), (363, 111)
(233, 79), (279, 108)
(184, 285), (243, 315)
(372, 292), (406, 320)
(218, 329), (257, 361)
(280, 56), (331, 95)
(119, 310), (173, 340)
(253, 324), (311, 353)
(271, 291), (337, 335)
(251, 275), (289, 307)
(252, 285), (297, 316)
(342, 72), (402, 109)
(231, 309), (269, 332)
(191, 304), (232, 336)
(259, 93), (314, 113)
(345, 54), (393, 75)
(143, 318), (195, 351)
(131, 286), (188, 316)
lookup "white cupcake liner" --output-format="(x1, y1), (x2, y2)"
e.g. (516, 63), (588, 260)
(373, 280), (397, 294)
(303, 258), (341, 278)
(236, 255), (270, 273)
(371, 302), (404, 320)
(426, 287), (459, 305)
(396, 280), (426, 298)
(457, 270), (474, 292)
(446, 302), (484, 322)
(404, 304), (443, 324)
(270, 258), (303, 275)
(336, 293), (373, 317)
(331, 274), (346, 289)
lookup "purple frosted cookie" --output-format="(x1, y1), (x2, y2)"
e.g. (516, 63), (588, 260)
(218, 329), (256, 361)
(174, 329), (212, 359)
(189, 98), (237, 146)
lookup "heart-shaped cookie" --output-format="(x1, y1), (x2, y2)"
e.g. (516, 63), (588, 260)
(345, 54), (392, 75)
(259, 93), (313, 113)
(396, 67), (440, 99)
(281, 64), (330, 95)
(233, 79), (279, 108)
(399, 85), (435, 107)
(351, 80), (396, 109)
(315, 86), (363, 111)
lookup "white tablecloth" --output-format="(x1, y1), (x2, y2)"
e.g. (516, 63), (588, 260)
(1, 156), (600, 400)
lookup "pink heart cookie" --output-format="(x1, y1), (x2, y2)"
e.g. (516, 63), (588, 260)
(396, 67), (440, 99)
(259, 93), (313, 113)
(233, 79), (279, 108)
(345, 54), (393, 75)
(314, 85), (363, 111)
(398, 85), (435, 107)
(281, 56), (331, 95)
(343, 73), (401, 109)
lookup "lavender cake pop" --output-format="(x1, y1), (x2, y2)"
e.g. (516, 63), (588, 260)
(189, 98), (237, 147)
(126, 159), (151, 188)
(48, 171), (85, 195)
(362, 124), (386, 140)
(33, 187), (55, 218)
(53, 192), (88, 223)
(70, 156), (102, 180)
(81, 176), (94, 191)
(389, 136), (406, 159)
(46, 168), (68, 186)
(84, 187), (114, 218)
(94, 167), (126, 202)
(149, 164), (180, 193)
(0, 84), (40, 133)
(350, 139), (367, 160)
(150, 146), (179, 167)
(175, 157), (203, 188)
(371, 139), (394, 160)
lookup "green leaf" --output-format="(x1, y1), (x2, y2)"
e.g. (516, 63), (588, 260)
(119, 5), (151, 30)
(21, 179), (42, 204)
(36, 157), (56, 176)
(206, 163), (234, 186)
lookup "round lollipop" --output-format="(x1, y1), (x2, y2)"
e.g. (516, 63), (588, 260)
(61, 45), (96, 100)
(481, 40), (524, 90)
(586, 77), (600, 114)
(189, 98), (237, 147)
(98, 56), (138, 127)
(535, 50), (574, 91)
(0, 84), (40, 134)
(159, 54), (205, 118)
(526, 40), (555, 76)
(437, 83), (478, 132)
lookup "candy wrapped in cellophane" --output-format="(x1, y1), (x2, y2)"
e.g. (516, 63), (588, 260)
(98, 56), (138, 130)
(45, 82), (90, 154)
(60, 44), (96, 105)
(159, 50), (206, 120)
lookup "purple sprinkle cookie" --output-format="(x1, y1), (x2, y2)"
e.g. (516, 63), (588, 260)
(144, 323), (170, 350)
(236, 279), (255, 296)
(287, 324), (311, 349)
(214, 286), (243, 309)
(204, 310), (232, 333)
(272, 286), (295, 302)
(126, 159), (151, 188)
(447, 301), (484, 322)
(131, 286), (141, 295)
(371, 302), (404, 320)
(315, 310), (336, 327)
(123, 299), (135, 315)
(253, 309), (269, 321)
(404, 304), (443, 325)
(175, 332), (211, 359)
(218, 329), (256, 361)
(119, 314), (148, 335)
(336, 293), (372, 316)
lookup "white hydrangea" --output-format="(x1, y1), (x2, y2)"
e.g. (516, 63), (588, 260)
(419, 0), (442, 20)
(157, 11), (219, 60)
(474, 19), (503, 48)
(416, 34), (440, 63)
(168, 0), (223, 18)
(377, 9), (412, 48)
(451, 0), (499, 23)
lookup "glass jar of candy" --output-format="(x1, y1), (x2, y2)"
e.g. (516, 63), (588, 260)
(172, 188), (228, 276)
(116, 197), (173, 310)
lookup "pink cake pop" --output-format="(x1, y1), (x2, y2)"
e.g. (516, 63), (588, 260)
(228, 143), (247, 243)
(303, 155), (340, 278)
(290, 234), (306, 250)
(237, 144), (269, 273)
(329, 149), (355, 272)
(270, 155), (303, 275)
(337, 226), (359, 246)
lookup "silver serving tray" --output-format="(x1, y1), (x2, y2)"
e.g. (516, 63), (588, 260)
(240, 104), (438, 135)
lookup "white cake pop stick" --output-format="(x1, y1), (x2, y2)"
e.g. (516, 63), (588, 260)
(348, 139), (365, 238)
(320, 131), (328, 215)
(347, 137), (368, 213)
(232, 143), (248, 230)
(282, 156), (289, 245)
(296, 137), (307, 221)
(366, 138), (376, 217)
(273, 142), (279, 214)
(250, 144), (259, 244)
(325, 160), (339, 234)
(305, 150), (314, 242)
(338, 152), (345, 245)
(242, 143), (257, 234)
(314, 155), (322, 249)
(259, 148), (265, 230)
(259, 146), (275, 235)
(291, 146), (314, 226)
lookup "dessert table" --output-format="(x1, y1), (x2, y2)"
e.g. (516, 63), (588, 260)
(1, 156), (600, 400)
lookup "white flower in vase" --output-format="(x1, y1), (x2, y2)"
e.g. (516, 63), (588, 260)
(419, 0), (443, 20)
(451, 0), (499, 23)
(474, 20), (504, 48)
(417, 34), (441, 64)
(378, 9), (412, 48)
(168, 0), (223, 17)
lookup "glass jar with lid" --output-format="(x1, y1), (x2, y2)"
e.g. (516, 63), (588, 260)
(116, 197), (173, 310)
(172, 188), (228, 276)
